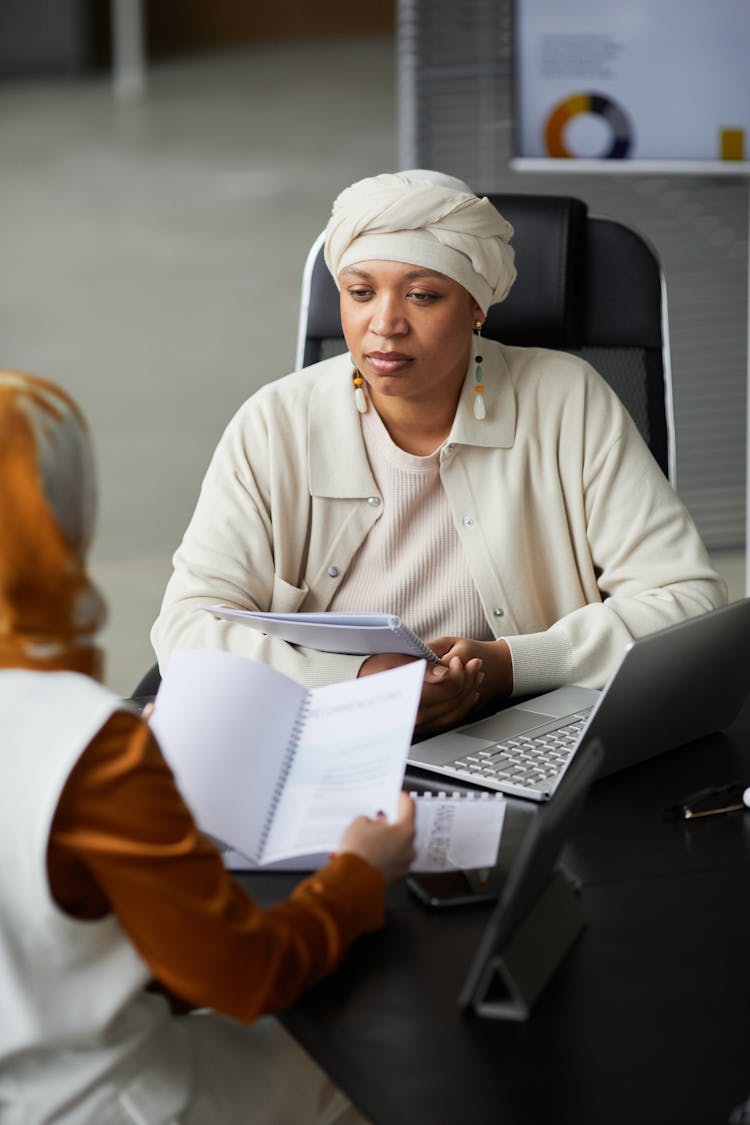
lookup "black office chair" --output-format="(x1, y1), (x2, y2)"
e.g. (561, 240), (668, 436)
(130, 661), (162, 707)
(295, 193), (675, 484)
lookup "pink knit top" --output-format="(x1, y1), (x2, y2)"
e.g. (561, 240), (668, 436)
(330, 405), (494, 645)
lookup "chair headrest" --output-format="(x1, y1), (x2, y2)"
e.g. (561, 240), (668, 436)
(483, 194), (588, 348)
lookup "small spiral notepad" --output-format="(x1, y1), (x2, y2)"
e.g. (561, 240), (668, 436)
(409, 791), (507, 872)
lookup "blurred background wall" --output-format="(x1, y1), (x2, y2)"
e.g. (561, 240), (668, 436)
(0, 0), (395, 74)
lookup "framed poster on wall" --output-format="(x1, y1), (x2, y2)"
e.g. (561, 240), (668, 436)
(512, 0), (750, 175)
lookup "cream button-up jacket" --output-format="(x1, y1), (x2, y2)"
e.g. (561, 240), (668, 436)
(152, 341), (726, 695)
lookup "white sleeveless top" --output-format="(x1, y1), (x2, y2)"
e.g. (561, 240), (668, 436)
(0, 669), (191, 1125)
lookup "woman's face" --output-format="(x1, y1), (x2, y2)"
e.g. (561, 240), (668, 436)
(339, 260), (483, 409)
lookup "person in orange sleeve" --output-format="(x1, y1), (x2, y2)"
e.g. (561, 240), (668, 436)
(0, 369), (415, 1125)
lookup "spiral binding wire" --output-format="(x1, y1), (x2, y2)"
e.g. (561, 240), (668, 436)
(390, 620), (440, 663)
(255, 696), (311, 861)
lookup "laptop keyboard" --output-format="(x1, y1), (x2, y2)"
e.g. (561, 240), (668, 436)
(446, 713), (591, 793)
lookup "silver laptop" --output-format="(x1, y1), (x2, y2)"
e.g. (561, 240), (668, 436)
(408, 598), (750, 802)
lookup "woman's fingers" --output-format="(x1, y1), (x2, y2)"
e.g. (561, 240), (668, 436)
(416, 656), (483, 731)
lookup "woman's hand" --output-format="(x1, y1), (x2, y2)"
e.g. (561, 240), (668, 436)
(358, 651), (485, 734)
(429, 637), (513, 712)
(338, 791), (416, 881)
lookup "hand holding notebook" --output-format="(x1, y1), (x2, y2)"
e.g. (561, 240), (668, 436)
(151, 647), (506, 872)
(200, 605), (440, 662)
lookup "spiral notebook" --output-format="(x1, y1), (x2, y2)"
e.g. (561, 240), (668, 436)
(199, 605), (440, 662)
(151, 648), (424, 866)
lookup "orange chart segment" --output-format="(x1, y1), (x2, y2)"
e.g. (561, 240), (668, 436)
(545, 94), (591, 157)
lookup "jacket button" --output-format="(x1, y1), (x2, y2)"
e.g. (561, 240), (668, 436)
(367, 496), (381, 507)
(328, 565), (340, 578)
(463, 516), (474, 527)
(493, 607), (505, 617)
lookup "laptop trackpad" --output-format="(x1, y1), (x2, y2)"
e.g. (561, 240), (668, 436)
(461, 708), (555, 741)
(459, 688), (598, 741)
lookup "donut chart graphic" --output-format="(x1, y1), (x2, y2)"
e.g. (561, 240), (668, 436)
(545, 92), (633, 158)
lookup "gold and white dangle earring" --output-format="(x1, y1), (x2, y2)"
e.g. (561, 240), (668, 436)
(351, 355), (368, 414)
(472, 322), (486, 420)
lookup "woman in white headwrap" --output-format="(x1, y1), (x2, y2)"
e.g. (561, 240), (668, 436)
(152, 170), (725, 732)
(0, 370), (415, 1124)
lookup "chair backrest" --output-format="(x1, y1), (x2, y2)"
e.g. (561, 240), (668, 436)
(130, 662), (161, 706)
(295, 194), (675, 484)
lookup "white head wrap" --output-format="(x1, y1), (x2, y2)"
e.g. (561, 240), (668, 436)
(324, 169), (516, 313)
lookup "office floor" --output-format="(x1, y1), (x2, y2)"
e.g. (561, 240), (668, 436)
(0, 39), (745, 695)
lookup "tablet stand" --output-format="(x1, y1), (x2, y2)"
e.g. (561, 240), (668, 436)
(470, 865), (584, 1021)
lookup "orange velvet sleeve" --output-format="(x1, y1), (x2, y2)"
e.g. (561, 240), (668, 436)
(48, 710), (386, 1023)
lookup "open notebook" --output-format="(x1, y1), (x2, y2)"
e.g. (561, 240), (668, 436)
(409, 599), (750, 802)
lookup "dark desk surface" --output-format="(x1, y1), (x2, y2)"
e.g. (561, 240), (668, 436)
(241, 697), (750, 1125)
